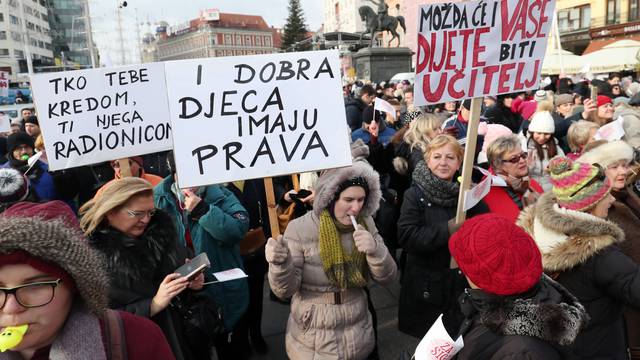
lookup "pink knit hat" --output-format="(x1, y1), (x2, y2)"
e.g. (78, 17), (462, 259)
(512, 98), (537, 121)
(477, 123), (513, 163)
(548, 156), (611, 211)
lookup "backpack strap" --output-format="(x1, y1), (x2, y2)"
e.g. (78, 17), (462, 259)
(102, 309), (128, 360)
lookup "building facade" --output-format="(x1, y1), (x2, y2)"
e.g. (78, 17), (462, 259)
(156, 10), (279, 61)
(0, 0), (53, 80)
(46, 0), (96, 69)
(323, 0), (368, 34)
(558, 0), (640, 54)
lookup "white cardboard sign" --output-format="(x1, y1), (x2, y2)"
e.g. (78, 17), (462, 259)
(0, 113), (9, 133)
(164, 50), (352, 188)
(31, 63), (173, 171)
(414, 0), (556, 105)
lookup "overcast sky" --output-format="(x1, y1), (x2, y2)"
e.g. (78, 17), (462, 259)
(88, 0), (324, 65)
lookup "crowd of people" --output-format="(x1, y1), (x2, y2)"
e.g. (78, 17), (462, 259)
(0, 70), (639, 360)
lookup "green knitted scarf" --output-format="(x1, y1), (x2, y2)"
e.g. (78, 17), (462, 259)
(318, 209), (368, 289)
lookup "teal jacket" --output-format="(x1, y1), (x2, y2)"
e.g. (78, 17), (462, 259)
(154, 176), (249, 331)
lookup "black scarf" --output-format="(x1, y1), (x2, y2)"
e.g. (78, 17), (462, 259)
(412, 160), (460, 207)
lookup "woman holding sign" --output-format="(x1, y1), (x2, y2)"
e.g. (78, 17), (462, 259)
(266, 159), (398, 360)
(80, 178), (208, 360)
(397, 135), (488, 339)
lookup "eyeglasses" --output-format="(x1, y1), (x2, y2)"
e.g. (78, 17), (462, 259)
(502, 152), (528, 164)
(125, 209), (156, 219)
(0, 279), (60, 309)
(570, 164), (606, 198)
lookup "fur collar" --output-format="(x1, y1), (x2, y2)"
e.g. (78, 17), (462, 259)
(462, 275), (588, 346)
(89, 210), (181, 287)
(517, 192), (625, 272)
(313, 160), (381, 217)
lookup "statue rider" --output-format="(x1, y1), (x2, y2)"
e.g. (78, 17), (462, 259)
(367, 0), (388, 31)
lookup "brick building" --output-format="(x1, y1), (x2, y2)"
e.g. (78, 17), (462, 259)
(155, 9), (280, 61)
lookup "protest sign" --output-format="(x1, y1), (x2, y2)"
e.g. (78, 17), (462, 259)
(31, 63), (172, 171)
(415, 0), (556, 105)
(0, 72), (8, 98)
(164, 50), (352, 188)
(374, 98), (397, 120)
(414, 314), (464, 360)
(594, 116), (625, 142)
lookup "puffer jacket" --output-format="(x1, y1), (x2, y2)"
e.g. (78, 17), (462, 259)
(268, 161), (398, 360)
(456, 275), (587, 360)
(518, 192), (640, 360)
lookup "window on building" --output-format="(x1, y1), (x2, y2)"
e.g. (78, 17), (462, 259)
(0, 49), (9, 57)
(24, 5), (32, 15)
(37, 40), (43, 48)
(30, 38), (37, 47)
(558, 6), (590, 31)
(9, 15), (19, 25)
(265, 37), (271, 46)
(41, 12), (47, 21)
(14, 49), (23, 58)
(11, 31), (20, 42)
(236, 35), (242, 45)
(45, 42), (51, 50)
(0, 31), (6, 40)
(630, 0), (640, 21)
(224, 34), (232, 44)
(256, 36), (261, 46)
(210, 35), (217, 45)
(35, 25), (41, 32)
(245, 35), (252, 46)
(607, 0), (620, 24)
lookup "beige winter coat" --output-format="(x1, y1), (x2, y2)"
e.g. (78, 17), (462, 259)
(269, 212), (398, 360)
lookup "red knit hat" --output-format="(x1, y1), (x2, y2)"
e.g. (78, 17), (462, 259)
(597, 95), (612, 107)
(449, 214), (543, 296)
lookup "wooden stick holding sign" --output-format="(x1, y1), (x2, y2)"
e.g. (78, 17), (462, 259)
(263, 174), (300, 238)
(454, 97), (483, 224)
(118, 159), (132, 178)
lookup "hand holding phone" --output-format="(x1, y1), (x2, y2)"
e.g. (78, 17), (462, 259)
(174, 253), (210, 280)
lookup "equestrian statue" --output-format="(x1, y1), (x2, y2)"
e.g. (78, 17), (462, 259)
(359, 0), (406, 47)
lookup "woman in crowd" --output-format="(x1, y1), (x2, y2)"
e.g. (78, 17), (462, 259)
(588, 95), (615, 126)
(0, 200), (174, 359)
(483, 134), (544, 222)
(484, 93), (523, 133)
(397, 135), (488, 338)
(266, 160), (398, 360)
(579, 140), (640, 359)
(79, 177), (207, 360)
(526, 111), (564, 191)
(518, 156), (640, 360)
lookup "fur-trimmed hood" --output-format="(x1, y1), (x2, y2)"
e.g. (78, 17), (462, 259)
(517, 192), (625, 272)
(89, 210), (182, 288)
(461, 275), (588, 346)
(313, 160), (381, 217)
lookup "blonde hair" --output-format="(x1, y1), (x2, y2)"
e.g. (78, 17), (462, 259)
(79, 177), (154, 235)
(568, 120), (600, 152)
(487, 134), (522, 170)
(425, 134), (464, 161)
(404, 113), (443, 152)
(536, 100), (554, 112)
(34, 134), (45, 151)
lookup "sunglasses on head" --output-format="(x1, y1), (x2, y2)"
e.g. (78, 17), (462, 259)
(503, 152), (527, 164)
(569, 163), (606, 198)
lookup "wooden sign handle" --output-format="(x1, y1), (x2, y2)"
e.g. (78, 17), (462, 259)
(455, 97), (483, 225)
(263, 177), (281, 238)
(118, 159), (132, 178)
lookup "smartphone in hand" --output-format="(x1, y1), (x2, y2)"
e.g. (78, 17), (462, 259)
(175, 253), (210, 280)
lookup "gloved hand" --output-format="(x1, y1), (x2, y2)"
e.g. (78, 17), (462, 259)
(266, 235), (289, 265)
(353, 225), (377, 255)
(448, 219), (462, 236)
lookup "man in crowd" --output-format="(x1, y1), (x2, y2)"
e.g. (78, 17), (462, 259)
(24, 115), (40, 139)
(345, 84), (377, 131)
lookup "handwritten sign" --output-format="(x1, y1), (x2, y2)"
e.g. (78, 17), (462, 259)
(164, 50), (352, 188)
(594, 116), (625, 141)
(414, 0), (556, 105)
(31, 63), (173, 170)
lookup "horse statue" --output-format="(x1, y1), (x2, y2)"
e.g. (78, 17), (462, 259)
(358, 5), (406, 48)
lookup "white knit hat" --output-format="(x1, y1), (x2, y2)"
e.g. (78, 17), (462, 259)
(528, 111), (555, 134)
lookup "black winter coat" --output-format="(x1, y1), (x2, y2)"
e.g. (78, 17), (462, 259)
(397, 167), (488, 338)
(484, 104), (522, 133)
(518, 192), (640, 360)
(89, 210), (201, 360)
(344, 96), (366, 131)
(455, 276), (586, 360)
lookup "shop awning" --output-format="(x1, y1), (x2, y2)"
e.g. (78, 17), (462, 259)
(581, 39), (640, 73)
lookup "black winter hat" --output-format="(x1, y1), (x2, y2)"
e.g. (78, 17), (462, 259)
(6, 131), (34, 152)
(24, 115), (38, 126)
